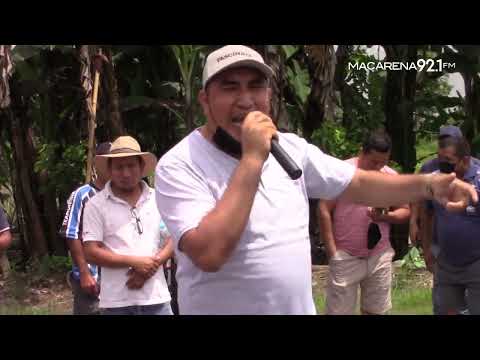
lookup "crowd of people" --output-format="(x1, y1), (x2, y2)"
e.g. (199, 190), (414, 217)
(0, 45), (479, 315)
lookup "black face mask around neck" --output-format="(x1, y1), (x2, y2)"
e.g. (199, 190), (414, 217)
(212, 127), (242, 158)
(439, 161), (456, 174)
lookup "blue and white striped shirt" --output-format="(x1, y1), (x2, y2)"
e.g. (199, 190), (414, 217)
(59, 183), (99, 281)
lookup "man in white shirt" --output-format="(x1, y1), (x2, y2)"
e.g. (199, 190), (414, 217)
(83, 136), (173, 315)
(155, 45), (478, 315)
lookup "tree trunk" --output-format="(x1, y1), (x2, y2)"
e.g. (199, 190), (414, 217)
(39, 170), (66, 256)
(103, 47), (125, 139)
(7, 108), (49, 257)
(0, 132), (30, 262)
(13, 169), (30, 262)
(462, 71), (480, 141)
(334, 45), (355, 129)
(383, 45), (418, 173)
(303, 45), (336, 141)
(265, 45), (290, 131)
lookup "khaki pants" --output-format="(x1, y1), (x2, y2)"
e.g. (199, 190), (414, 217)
(326, 247), (394, 315)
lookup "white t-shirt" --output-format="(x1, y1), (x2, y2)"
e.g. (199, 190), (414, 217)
(155, 129), (355, 314)
(83, 181), (171, 308)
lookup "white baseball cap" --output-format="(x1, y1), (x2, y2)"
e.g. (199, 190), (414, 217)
(202, 45), (274, 88)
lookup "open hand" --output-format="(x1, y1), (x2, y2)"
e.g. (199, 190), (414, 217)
(430, 173), (478, 212)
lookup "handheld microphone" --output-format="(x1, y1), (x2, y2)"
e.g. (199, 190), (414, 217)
(270, 138), (303, 180)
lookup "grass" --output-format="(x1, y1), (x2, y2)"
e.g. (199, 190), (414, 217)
(0, 304), (64, 315)
(314, 288), (432, 315)
(390, 287), (432, 315)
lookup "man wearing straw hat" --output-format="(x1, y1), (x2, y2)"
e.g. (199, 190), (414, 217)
(83, 136), (173, 315)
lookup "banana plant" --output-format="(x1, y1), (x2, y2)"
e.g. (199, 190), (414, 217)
(169, 45), (206, 131)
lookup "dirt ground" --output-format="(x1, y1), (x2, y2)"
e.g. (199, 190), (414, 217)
(0, 272), (72, 315)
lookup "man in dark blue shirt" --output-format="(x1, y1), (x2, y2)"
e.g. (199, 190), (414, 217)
(424, 136), (480, 314)
(410, 126), (480, 314)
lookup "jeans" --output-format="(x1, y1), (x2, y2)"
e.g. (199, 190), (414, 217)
(69, 271), (100, 315)
(101, 302), (173, 315)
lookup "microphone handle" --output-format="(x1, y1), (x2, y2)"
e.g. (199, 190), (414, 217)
(270, 138), (303, 180)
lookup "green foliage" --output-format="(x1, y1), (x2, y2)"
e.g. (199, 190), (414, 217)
(415, 74), (458, 137)
(397, 246), (426, 270)
(285, 58), (311, 108)
(415, 138), (437, 171)
(34, 142), (87, 194)
(281, 45), (299, 61)
(26, 255), (72, 276)
(311, 120), (359, 159)
(342, 47), (386, 130)
(281, 45), (311, 129)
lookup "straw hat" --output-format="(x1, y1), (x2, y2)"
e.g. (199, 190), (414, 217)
(94, 136), (157, 178)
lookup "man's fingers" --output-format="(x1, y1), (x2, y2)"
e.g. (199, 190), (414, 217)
(126, 278), (139, 290)
(468, 184), (479, 204)
(445, 200), (468, 212)
(442, 172), (456, 184)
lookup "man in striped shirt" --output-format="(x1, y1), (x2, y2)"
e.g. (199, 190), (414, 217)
(59, 142), (111, 315)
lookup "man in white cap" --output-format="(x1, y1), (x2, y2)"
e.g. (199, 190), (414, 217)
(83, 136), (173, 315)
(155, 45), (478, 315)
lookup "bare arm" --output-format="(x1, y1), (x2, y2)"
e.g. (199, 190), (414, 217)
(420, 204), (434, 252)
(343, 170), (478, 211)
(67, 238), (91, 275)
(410, 202), (419, 226)
(409, 202), (420, 245)
(181, 156), (263, 272)
(153, 237), (173, 265)
(180, 112), (276, 272)
(420, 203), (436, 272)
(317, 200), (337, 259)
(0, 230), (12, 252)
(84, 241), (158, 277)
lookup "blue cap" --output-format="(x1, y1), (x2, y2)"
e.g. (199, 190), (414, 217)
(439, 125), (463, 139)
